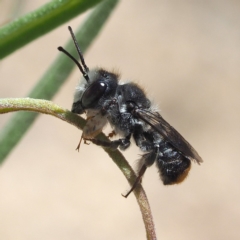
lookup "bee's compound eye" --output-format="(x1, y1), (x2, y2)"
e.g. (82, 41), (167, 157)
(81, 81), (107, 108)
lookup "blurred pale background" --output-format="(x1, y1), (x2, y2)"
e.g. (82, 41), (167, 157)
(0, 0), (240, 239)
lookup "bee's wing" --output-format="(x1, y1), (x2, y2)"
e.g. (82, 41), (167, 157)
(136, 109), (203, 164)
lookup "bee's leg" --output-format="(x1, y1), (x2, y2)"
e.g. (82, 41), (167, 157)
(88, 134), (131, 150)
(122, 164), (147, 198)
(133, 130), (153, 152)
(122, 149), (160, 197)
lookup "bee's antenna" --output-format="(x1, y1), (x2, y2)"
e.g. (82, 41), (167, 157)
(57, 26), (89, 82)
(68, 26), (89, 74)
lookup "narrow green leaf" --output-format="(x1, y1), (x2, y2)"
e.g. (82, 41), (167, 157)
(0, 0), (104, 59)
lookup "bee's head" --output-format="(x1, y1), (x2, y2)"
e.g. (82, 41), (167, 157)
(71, 68), (119, 114)
(58, 26), (118, 114)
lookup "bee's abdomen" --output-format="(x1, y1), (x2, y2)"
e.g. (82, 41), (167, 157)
(156, 146), (191, 185)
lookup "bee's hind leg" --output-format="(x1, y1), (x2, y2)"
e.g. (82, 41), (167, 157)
(87, 134), (131, 151)
(122, 164), (147, 198)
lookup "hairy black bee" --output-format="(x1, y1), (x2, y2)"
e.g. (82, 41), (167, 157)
(58, 26), (203, 197)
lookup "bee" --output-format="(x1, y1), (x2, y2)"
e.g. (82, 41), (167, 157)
(58, 26), (203, 197)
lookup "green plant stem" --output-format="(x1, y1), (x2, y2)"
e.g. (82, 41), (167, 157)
(0, 0), (104, 59)
(0, 98), (157, 240)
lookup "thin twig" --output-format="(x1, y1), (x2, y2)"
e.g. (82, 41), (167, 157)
(0, 97), (157, 240)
